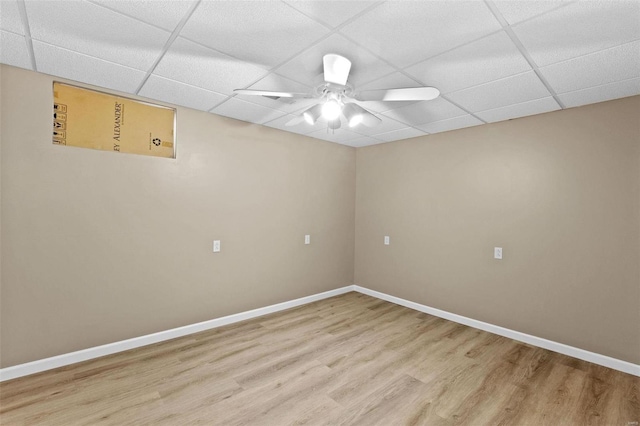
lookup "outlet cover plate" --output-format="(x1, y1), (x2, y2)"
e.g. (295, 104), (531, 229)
(494, 247), (502, 259)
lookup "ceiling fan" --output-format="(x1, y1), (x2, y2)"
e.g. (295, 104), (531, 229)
(234, 54), (440, 130)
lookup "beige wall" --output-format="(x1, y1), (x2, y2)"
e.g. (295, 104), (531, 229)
(0, 65), (356, 367)
(355, 96), (640, 364)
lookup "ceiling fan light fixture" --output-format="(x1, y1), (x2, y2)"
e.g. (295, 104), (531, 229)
(343, 103), (365, 127)
(235, 54), (440, 132)
(322, 99), (342, 121)
(349, 114), (363, 127)
(302, 104), (322, 125)
(303, 111), (314, 125)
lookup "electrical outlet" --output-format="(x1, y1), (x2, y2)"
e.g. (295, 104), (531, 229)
(305, 235), (310, 245)
(494, 247), (502, 260)
(384, 236), (390, 245)
(213, 240), (221, 253)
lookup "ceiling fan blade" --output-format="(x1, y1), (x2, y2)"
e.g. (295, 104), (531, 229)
(323, 54), (352, 86)
(356, 87), (440, 102)
(234, 89), (313, 99)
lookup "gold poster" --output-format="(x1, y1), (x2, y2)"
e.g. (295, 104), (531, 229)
(52, 82), (176, 158)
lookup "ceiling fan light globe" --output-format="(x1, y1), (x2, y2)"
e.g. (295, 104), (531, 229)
(302, 104), (322, 125)
(303, 112), (314, 125)
(322, 100), (341, 121)
(343, 103), (367, 127)
(328, 118), (341, 130)
(349, 114), (363, 127)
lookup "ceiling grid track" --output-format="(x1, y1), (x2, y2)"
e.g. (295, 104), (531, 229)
(392, 29), (505, 80)
(86, 0), (175, 33)
(335, 32), (489, 128)
(157, 33), (273, 111)
(134, 0), (203, 95)
(271, 0), (386, 82)
(484, 0), (567, 109)
(16, 0), (36, 72)
(438, 95), (487, 125)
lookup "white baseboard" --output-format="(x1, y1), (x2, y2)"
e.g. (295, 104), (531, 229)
(0, 285), (355, 382)
(3, 283), (638, 381)
(353, 285), (640, 377)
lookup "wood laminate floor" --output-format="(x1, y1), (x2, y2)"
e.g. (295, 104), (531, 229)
(1, 292), (638, 425)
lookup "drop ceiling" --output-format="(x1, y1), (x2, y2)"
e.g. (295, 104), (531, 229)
(1, 0), (639, 147)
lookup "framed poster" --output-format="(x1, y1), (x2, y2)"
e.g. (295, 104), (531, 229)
(52, 82), (176, 158)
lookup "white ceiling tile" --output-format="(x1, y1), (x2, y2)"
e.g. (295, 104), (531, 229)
(343, 136), (385, 148)
(263, 113), (317, 135)
(476, 96), (560, 123)
(558, 78), (640, 108)
(416, 115), (483, 134)
(276, 33), (395, 89)
(284, 1), (376, 28)
(88, 0), (196, 31)
(352, 72), (424, 113)
(0, 0), (24, 35)
(138, 75), (227, 112)
(306, 127), (363, 144)
(181, 1), (329, 69)
(211, 97), (284, 125)
(369, 127), (427, 143)
(153, 37), (268, 96)
(33, 41), (146, 93)
(383, 97), (467, 126)
(540, 41), (640, 94)
(447, 71), (551, 112)
(492, 1), (572, 26)
(512, 1), (640, 67)
(405, 31), (532, 94)
(238, 73), (317, 113)
(339, 1), (502, 68)
(25, 0), (171, 71)
(349, 114), (408, 137)
(1, 30), (31, 69)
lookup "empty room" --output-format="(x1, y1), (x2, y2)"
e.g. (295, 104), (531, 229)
(0, 0), (639, 424)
